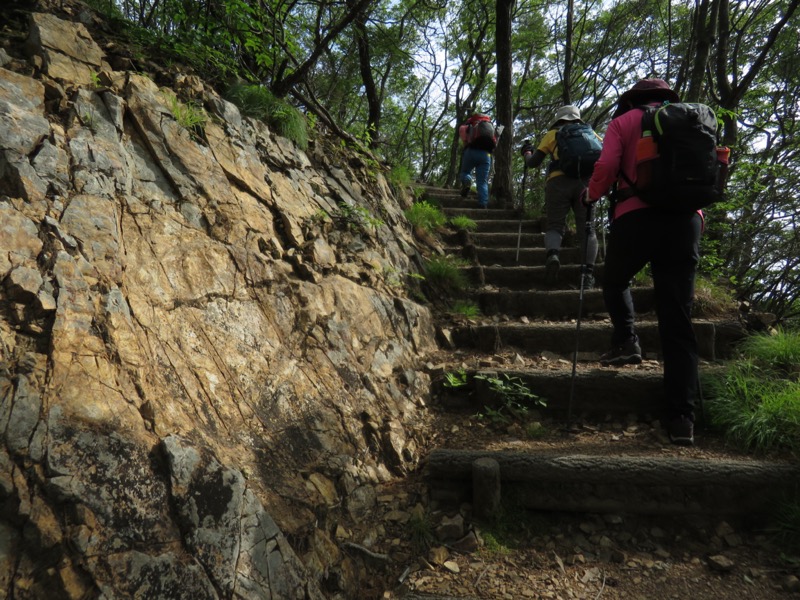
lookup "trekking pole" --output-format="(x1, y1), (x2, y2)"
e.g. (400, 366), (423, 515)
(515, 163), (528, 263)
(567, 201), (595, 427)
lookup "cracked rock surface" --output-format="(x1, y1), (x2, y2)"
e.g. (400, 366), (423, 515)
(1, 4), (437, 598)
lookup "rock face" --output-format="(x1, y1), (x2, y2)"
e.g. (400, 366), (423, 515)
(1, 6), (435, 598)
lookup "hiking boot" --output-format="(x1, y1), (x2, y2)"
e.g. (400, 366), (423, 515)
(545, 250), (560, 284)
(460, 182), (470, 197)
(599, 337), (642, 366)
(668, 415), (695, 446)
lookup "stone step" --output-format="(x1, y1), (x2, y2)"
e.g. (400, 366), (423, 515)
(421, 188), (512, 210)
(474, 288), (655, 319)
(444, 319), (737, 361)
(439, 365), (682, 417)
(462, 264), (603, 290)
(472, 246), (585, 267)
(456, 231), (545, 248)
(442, 204), (519, 218)
(426, 449), (800, 517)
(467, 218), (543, 234)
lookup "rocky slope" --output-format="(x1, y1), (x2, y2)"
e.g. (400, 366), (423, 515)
(1, 3), (439, 598)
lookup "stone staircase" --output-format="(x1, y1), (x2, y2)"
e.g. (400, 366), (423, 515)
(419, 185), (800, 521)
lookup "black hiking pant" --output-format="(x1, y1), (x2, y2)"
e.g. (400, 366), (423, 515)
(602, 208), (702, 421)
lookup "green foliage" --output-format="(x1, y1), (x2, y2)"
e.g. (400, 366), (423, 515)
(631, 265), (652, 287)
(424, 255), (468, 292)
(163, 92), (207, 135)
(336, 202), (384, 234)
(411, 186), (426, 201)
(474, 374), (546, 426)
(449, 215), (478, 232)
(706, 330), (800, 452)
(451, 301), (480, 318)
(388, 164), (414, 189)
(405, 201), (447, 232)
(224, 83), (308, 150)
(480, 531), (513, 556)
(443, 368), (468, 389)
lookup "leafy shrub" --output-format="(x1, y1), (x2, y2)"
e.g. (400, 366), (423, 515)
(443, 368), (468, 389)
(224, 83), (308, 150)
(474, 373), (546, 426)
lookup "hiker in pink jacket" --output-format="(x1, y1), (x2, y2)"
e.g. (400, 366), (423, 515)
(584, 79), (702, 446)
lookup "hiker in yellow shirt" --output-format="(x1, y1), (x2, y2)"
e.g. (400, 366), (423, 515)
(521, 105), (601, 287)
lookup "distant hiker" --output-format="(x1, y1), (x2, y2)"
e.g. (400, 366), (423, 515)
(458, 113), (500, 209)
(520, 105), (601, 286)
(584, 78), (707, 447)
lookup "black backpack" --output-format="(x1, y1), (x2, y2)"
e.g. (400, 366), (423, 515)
(555, 122), (602, 179)
(621, 102), (726, 211)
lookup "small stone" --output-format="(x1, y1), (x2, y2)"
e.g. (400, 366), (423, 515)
(428, 546), (449, 565)
(723, 533), (743, 548)
(579, 522), (597, 535)
(450, 531), (479, 553)
(781, 575), (800, 593)
(707, 554), (735, 572)
(715, 521), (735, 537)
(443, 560), (460, 573)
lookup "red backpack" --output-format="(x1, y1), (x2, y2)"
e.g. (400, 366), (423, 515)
(459, 114), (497, 152)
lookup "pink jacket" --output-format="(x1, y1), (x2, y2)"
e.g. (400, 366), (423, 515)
(588, 106), (652, 220)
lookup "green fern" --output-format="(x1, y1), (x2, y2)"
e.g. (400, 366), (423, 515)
(405, 201), (446, 232)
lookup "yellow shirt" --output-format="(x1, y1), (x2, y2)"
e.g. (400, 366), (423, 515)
(536, 129), (563, 180)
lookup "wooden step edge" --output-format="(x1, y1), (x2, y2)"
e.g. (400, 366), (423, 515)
(425, 450), (800, 516)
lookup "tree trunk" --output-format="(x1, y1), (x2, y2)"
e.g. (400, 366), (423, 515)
(493, 0), (514, 207)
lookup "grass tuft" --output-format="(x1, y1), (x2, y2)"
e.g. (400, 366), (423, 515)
(449, 215), (478, 232)
(224, 83), (308, 150)
(424, 255), (468, 292)
(451, 301), (480, 318)
(706, 329), (800, 452)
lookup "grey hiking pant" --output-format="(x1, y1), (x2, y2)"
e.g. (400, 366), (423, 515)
(544, 174), (598, 264)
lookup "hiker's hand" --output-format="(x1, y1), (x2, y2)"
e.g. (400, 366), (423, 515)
(580, 188), (595, 206)
(520, 141), (533, 157)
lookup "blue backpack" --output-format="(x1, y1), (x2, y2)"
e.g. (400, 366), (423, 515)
(555, 122), (602, 179)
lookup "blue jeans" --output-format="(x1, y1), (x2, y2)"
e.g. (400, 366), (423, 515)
(459, 147), (492, 207)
